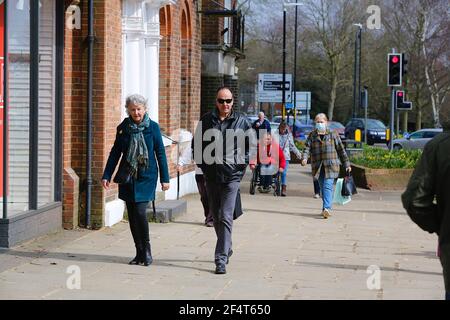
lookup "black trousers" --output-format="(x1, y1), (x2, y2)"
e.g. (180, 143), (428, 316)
(126, 201), (150, 248)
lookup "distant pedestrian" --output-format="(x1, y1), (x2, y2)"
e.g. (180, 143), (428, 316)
(278, 121), (302, 196)
(193, 86), (256, 275)
(102, 94), (170, 266)
(402, 105), (450, 300)
(301, 113), (351, 219)
(252, 111), (271, 138)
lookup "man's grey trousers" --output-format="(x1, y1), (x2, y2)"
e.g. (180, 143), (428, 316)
(205, 179), (240, 265)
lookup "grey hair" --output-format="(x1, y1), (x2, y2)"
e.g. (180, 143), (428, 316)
(125, 94), (148, 111)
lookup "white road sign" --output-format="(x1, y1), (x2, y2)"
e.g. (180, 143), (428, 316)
(294, 91), (311, 110)
(257, 73), (292, 103)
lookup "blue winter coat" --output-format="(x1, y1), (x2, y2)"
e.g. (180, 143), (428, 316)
(102, 118), (170, 203)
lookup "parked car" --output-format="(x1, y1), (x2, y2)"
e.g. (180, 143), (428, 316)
(272, 116), (314, 141)
(345, 118), (387, 145)
(392, 128), (443, 150)
(246, 115), (259, 125)
(328, 121), (346, 141)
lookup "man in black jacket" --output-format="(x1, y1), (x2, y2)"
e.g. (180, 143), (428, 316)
(402, 105), (450, 300)
(193, 87), (256, 274)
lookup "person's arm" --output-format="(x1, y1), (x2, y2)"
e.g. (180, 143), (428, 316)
(153, 122), (170, 189)
(301, 133), (312, 165)
(401, 143), (439, 234)
(266, 120), (271, 133)
(288, 132), (302, 159)
(334, 132), (350, 170)
(102, 128), (123, 189)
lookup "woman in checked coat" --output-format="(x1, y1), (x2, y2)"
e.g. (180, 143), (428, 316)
(301, 113), (351, 219)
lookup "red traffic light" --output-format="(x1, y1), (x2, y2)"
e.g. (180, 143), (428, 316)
(397, 91), (403, 97)
(391, 56), (399, 64)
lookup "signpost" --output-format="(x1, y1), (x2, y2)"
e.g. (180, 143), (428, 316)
(257, 73), (292, 103)
(293, 91), (311, 123)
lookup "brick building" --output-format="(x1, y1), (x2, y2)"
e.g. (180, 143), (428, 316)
(200, 0), (244, 116)
(0, 0), (202, 247)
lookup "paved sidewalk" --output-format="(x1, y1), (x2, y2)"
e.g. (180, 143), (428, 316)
(0, 165), (443, 300)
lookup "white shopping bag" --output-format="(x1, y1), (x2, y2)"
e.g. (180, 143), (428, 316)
(333, 178), (351, 205)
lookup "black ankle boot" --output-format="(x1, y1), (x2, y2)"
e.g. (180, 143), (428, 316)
(142, 242), (153, 266)
(129, 244), (144, 265)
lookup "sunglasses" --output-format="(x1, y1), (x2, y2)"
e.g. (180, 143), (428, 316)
(217, 98), (233, 104)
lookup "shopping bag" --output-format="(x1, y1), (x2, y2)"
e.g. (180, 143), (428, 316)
(341, 172), (358, 197)
(333, 178), (351, 205)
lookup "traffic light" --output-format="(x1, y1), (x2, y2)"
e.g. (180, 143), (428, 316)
(395, 90), (404, 108)
(388, 53), (402, 86)
(395, 90), (413, 110)
(402, 53), (408, 78)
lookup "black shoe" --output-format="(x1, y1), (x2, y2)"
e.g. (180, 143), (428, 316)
(142, 242), (153, 266)
(129, 245), (143, 265)
(227, 249), (233, 265)
(215, 264), (226, 274)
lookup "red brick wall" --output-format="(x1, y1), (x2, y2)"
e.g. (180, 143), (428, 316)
(201, 0), (224, 45)
(63, 0), (122, 229)
(160, 1), (201, 177)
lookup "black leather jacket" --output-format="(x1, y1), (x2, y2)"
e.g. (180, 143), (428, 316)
(193, 108), (255, 183)
(402, 127), (450, 248)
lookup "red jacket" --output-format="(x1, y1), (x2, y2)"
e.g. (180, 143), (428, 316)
(257, 141), (286, 170)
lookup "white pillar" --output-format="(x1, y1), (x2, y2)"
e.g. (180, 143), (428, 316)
(144, 5), (161, 123)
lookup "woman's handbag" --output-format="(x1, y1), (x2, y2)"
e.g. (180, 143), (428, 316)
(341, 172), (357, 197)
(113, 158), (133, 184)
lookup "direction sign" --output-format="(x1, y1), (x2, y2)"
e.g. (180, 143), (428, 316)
(293, 92), (311, 110)
(257, 73), (292, 103)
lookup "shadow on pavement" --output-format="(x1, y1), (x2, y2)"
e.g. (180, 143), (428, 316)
(295, 261), (442, 276)
(0, 250), (216, 274)
(244, 208), (324, 219)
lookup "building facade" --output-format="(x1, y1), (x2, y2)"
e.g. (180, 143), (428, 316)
(0, 0), (202, 247)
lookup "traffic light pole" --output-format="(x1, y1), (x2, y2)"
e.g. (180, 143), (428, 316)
(389, 87), (395, 152)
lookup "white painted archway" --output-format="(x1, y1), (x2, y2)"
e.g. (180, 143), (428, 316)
(121, 0), (176, 123)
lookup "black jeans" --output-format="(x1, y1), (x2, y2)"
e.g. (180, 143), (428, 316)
(126, 201), (150, 247)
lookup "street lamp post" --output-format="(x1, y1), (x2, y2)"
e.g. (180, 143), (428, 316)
(283, 2), (304, 122)
(352, 24), (362, 120)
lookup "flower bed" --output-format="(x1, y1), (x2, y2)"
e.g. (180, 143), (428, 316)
(348, 146), (421, 190)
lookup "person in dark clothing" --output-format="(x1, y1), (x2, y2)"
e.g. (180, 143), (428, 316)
(193, 87), (256, 275)
(252, 111), (271, 138)
(401, 105), (450, 300)
(102, 94), (170, 267)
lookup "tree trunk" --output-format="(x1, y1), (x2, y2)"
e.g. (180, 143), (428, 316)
(416, 109), (422, 130)
(402, 112), (408, 132)
(328, 72), (338, 121)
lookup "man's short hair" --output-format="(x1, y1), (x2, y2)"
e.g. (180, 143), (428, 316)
(216, 86), (233, 95)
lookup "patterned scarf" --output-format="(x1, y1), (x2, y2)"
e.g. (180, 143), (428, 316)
(125, 113), (150, 178)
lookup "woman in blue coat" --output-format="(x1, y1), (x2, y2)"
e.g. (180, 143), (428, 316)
(102, 94), (170, 266)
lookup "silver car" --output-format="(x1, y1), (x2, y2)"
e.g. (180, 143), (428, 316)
(393, 128), (443, 150)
